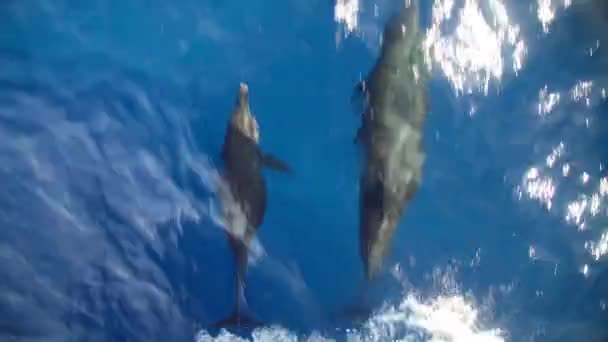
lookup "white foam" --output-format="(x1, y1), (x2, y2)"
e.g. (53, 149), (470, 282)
(196, 265), (505, 342)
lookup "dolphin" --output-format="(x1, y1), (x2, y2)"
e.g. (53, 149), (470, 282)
(354, 0), (429, 281)
(212, 82), (293, 328)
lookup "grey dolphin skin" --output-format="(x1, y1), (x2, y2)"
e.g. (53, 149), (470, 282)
(212, 83), (292, 328)
(354, 0), (429, 281)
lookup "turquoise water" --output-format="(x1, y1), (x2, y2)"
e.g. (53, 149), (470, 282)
(1, 0), (607, 341)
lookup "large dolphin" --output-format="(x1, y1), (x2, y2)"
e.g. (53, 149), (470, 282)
(213, 83), (292, 328)
(354, 0), (429, 281)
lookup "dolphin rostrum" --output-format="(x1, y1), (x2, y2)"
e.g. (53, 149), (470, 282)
(213, 82), (293, 328)
(354, 0), (429, 281)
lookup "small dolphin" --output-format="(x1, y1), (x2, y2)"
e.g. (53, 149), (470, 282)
(212, 83), (293, 328)
(354, 0), (429, 281)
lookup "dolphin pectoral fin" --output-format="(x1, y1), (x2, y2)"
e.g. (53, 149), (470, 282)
(260, 153), (293, 174)
(354, 126), (364, 144)
(351, 80), (364, 101)
(350, 80), (367, 114)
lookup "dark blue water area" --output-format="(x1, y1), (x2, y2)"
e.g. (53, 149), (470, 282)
(1, 0), (608, 341)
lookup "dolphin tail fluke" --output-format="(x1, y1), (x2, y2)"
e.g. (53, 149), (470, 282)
(329, 283), (375, 324)
(211, 269), (265, 330)
(210, 295), (264, 329)
(210, 310), (261, 329)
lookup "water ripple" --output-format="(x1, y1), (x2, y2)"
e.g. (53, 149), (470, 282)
(0, 59), (215, 340)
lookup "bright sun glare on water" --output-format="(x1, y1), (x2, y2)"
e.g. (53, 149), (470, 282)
(3, 0), (607, 340)
(424, 0), (526, 95)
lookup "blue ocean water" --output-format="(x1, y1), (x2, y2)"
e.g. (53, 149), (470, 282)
(1, 0), (607, 341)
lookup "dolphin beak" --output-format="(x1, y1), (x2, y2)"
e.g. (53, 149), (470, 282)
(238, 82), (249, 106)
(239, 82), (249, 96)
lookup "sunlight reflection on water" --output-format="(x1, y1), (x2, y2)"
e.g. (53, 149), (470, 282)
(331, 0), (608, 340)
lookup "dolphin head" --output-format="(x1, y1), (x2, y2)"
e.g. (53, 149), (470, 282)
(381, 0), (420, 52)
(369, 0), (427, 97)
(231, 82), (260, 143)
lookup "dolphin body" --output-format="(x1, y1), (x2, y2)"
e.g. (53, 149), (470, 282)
(213, 83), (292, 328)
(354, 0), (429, 281)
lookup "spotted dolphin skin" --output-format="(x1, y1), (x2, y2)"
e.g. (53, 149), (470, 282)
(212, 83), (292, 328)
(354, 0), (429, 281)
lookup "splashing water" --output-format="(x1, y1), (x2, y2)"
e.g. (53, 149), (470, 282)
(1, 0), (607, 341)
(196, 265), (505, 342)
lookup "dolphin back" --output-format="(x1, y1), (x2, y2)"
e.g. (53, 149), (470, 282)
(357, 0), (429, 280)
